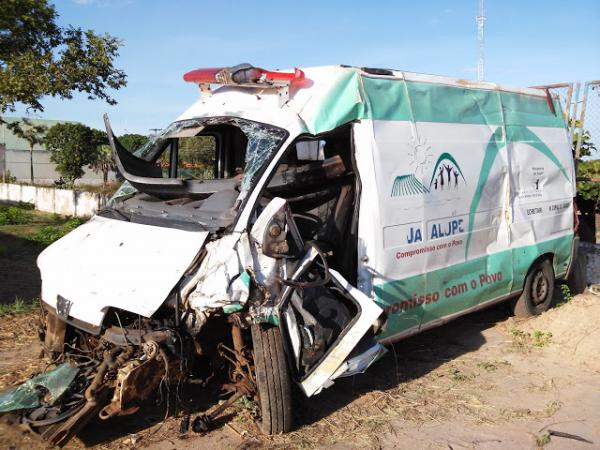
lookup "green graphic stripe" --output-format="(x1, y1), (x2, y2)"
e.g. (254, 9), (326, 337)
(465, 127), (504, 259)
(506, 126), (570, 180)
(374, 233), (573, 341)
(464, 126), (571, 258)
(307, 71), (367, 135)
(308, 73), (566, 133)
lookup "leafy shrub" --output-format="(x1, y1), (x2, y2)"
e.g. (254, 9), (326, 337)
(16, 201), (34, 210)
(31, 226), (66, 246)
(577, 160), (600, 201)
(0, 206), (28, 225)
(0, 298), (38, 316)
(559, 284), (572, 304)
(30, 217), (83, 246)
(3, 170), (17, 183)
(65, 218), (83, 229)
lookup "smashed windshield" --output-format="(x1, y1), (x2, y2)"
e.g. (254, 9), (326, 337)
(108, 117), (287, 206)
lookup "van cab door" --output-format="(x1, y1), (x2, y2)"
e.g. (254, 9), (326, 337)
(250, 197), (385, 396)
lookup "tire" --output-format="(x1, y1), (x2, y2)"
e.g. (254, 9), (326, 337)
(251, 324), (293, 434)
(512, 259), (555, 317)
(567, 252), (587, 295)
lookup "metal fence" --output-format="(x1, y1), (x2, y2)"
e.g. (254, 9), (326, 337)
(580, 81), (600, 153)
(532, 80), (600, 159)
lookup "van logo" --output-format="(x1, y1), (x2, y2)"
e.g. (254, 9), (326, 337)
(391, 152), (466, 197)
(391, 174), (429, 196)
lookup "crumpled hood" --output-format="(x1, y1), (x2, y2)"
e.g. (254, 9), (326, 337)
(38, 215), (208, 327)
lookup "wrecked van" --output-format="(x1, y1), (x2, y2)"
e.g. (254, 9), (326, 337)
(16, 65), (578, 444)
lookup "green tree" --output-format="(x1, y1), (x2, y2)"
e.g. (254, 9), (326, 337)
(44, 123), (99, 185)
(572, 121), (599, 201)
(577, 160), (600, 201)
(9, 118), (46, 183)
(0, 0), (127, 131)
(570, 119), (597, 158)
(118, 133), (148, 152)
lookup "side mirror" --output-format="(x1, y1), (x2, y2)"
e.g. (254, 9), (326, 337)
(250, 197), (303, 259)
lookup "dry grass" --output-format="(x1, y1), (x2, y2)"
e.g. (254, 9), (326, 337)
(0, 311), (45, 391)
(227, 353), (518, 449)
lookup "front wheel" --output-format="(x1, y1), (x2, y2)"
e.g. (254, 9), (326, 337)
(512, 259), (555, 317)
(251, 324), (293, 434)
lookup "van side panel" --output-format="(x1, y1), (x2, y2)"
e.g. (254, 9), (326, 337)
(351, 77), (574, 342)
(506, 125), (575, 282)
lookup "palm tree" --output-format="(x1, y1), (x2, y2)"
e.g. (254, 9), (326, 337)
(9, 119), (47, 184)
(89, 144), (116, 186)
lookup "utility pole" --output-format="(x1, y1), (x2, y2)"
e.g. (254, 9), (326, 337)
(476, 0), (486, 81)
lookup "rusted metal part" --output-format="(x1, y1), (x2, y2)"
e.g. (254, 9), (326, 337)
(99, 342), (162, 420)
(192, 390), (245, 433)
(43, 387), (110, 447)
(190, 338), (258, 433)
(218, 343), (256, 396)
(44, 311), (67, 354)
(35, 346), (137, 446)
(102, 326), (143, 346)
(544, 89), (556, 116)
(231, 325), (244, 353)
(230, 314), (245, 354)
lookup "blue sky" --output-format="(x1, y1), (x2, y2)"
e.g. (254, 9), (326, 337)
(14, 0), (600, 135)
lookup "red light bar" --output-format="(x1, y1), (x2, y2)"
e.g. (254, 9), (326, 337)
(183, 64), (305, 86)
(183, 67), (223, 83)
(262, 68), (305, 82)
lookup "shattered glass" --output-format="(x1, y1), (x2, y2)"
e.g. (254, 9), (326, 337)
(108, 117), (286, 206)
(107, 180), (137, 208)
(237, 120), (287, 200)
(0, 364), (79, 413)
(131, 119), (202, 161)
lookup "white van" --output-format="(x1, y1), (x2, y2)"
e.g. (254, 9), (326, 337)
(33, 64), (577, 444)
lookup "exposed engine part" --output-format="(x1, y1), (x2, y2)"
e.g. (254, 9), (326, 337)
(98, 341), (162, 420)
(2, 309), (199, 447)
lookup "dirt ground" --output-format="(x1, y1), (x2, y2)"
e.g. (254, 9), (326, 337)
(0, 231), (44, 303)
(0, 208), (598, 449)
(0, 291), (598, 450)
(0, 204), (76, 303)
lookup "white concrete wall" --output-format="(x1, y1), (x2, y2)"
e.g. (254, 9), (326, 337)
(2, 149), (117, 185)
(0, 183), (109, 217)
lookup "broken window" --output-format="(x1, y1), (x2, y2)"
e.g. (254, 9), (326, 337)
(106, 117), (286, 206)
(255, 124), (358, 281)
(236, 120), (287, 200)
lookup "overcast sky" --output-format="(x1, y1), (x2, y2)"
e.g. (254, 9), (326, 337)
(13, 0), (600, 135)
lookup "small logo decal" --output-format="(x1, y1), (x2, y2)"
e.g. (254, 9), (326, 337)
(391, 174), (430, 196)
(391, 151), (466, 197)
